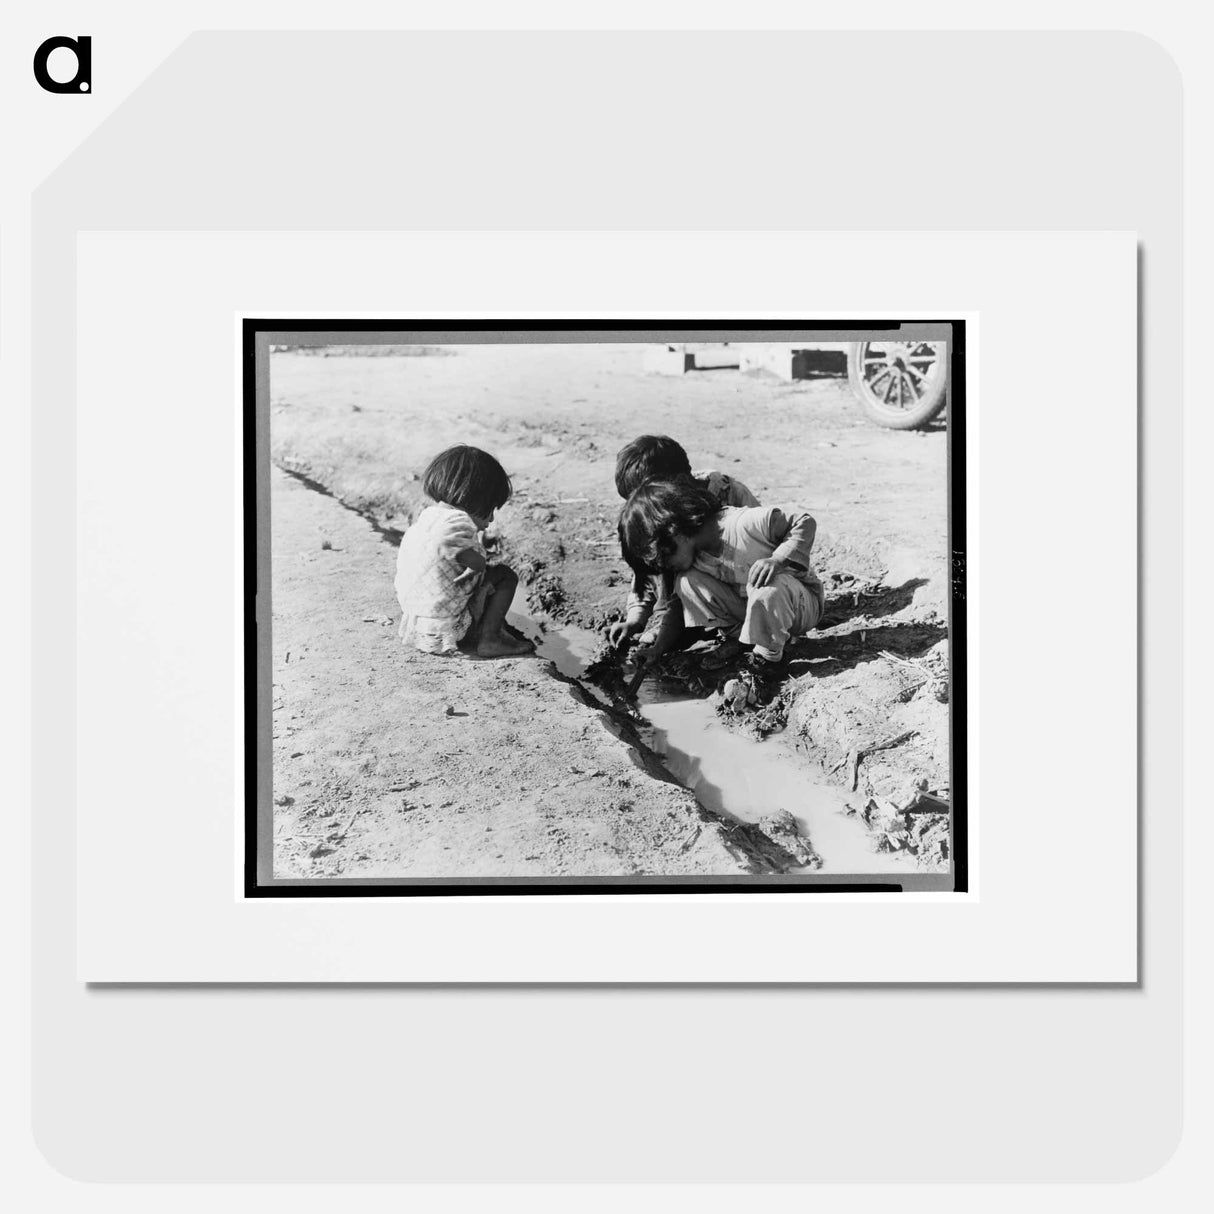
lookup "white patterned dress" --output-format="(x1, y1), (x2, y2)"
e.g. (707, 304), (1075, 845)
(394, 504), (484, 654)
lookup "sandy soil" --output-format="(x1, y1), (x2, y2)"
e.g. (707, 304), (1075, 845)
(269, 343), (953, 877)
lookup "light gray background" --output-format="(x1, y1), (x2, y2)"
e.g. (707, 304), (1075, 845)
(32, 32), (1179, 1180)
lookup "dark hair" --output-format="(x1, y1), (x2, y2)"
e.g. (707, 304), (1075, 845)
(614, 435), (692, 499)
(422, 445), (513, 518)
(618, 479), (722, 573)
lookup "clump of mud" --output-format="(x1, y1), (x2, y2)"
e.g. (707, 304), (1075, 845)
(759, 809), (823, 869)
(712, 813), (822, 874)
(848, 789), (950, 872)
(522, 563), (568, 616)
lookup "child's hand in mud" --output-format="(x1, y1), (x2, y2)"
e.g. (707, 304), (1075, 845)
(748, 557), (785, 589)
(606, 620), (638, 649)
(631, 641), (664, 672)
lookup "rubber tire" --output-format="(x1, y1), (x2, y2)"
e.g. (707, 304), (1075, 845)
(847, 342), (948, 430)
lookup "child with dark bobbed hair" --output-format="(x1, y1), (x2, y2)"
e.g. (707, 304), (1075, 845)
(618, 479), (824, 701)
(607, 435), (759, 652)
(395, 445), (533, 659)
(614, 434), (694, 498)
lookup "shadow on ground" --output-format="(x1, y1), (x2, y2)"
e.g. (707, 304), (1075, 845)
(818, 577), (930, 628)
(784, 619), (947, 677)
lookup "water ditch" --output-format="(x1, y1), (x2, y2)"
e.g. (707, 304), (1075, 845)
(282, 465), (914, 876)
(507, 612), (914, 876)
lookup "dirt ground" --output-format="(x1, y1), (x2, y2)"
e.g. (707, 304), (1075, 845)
(269, 342), (953, 878)
(272, 467), (818, 877)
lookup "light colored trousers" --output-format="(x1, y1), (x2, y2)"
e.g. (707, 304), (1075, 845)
(675, 569), (822, 661)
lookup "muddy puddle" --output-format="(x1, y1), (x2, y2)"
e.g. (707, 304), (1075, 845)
(509, 613), (913, 876)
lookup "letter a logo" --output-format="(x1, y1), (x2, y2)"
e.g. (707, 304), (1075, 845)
(33, 35), (92, 93)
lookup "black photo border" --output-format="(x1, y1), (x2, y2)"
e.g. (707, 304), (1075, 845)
(244, 321), (967, 897)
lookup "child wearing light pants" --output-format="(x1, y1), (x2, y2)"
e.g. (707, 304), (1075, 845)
(619, 479), (824, 701)
(605, 435), (759, 652)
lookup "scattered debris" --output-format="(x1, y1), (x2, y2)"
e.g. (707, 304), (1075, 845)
(717, 677), (753, 712)
(846, 730), (919, 791)
(678, 824), (702, 852)
(878, 648), (948, 702)
(758, 810), (822, 869)
(329, 807), (366, 841)
(859, 790), (951, 871)
(901, 789), (950, 815)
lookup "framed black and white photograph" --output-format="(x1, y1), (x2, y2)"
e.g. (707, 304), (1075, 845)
(72, 229), (1136, 984)
(247, 322), (966, 895)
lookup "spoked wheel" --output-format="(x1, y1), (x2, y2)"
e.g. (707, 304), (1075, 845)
(847, 341), (948, 429)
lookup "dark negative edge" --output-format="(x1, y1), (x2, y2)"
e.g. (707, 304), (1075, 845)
(243, 319), (967, 898)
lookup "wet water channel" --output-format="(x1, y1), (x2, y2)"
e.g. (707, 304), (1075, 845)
(510, 612), (914, 876)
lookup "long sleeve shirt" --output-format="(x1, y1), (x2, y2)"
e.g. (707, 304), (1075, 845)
(624, 469), (760, 632)
(690, 504), (824, 609)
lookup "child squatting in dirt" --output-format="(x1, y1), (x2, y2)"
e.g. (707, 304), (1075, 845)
(619, 479), (826, 702)
(606, 435), (759, 654)
(394, 445), (534, 659)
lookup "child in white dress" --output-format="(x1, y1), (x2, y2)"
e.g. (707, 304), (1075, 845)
(395, 445), (533, 659)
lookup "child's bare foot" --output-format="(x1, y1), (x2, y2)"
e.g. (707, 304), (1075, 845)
(474, 631), (535, 659)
